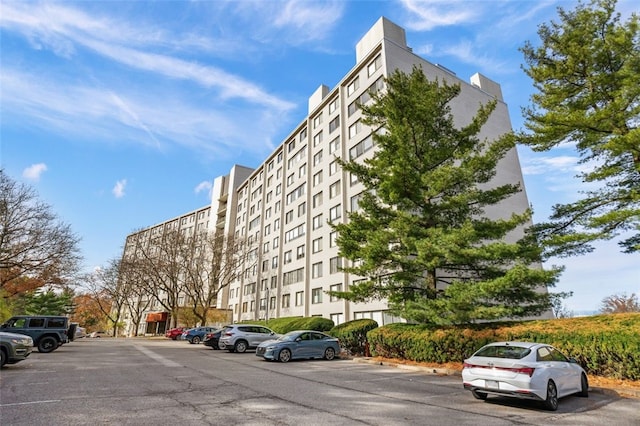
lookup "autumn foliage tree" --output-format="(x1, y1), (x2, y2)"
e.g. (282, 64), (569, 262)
(0, 169), (82, 314)
(600, 293), (640, 313)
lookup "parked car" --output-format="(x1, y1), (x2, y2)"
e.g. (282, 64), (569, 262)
(256, 330), (340, 363)
(219, 324), (279, 353)
(203, 329), (223, 349)
(165, 327), (185, 340)
(0, 332), (34, 367)
(462, 341), (589, 411)
(89, 331), (108, 338)
(1, 315), (70, 353)
(74, 326), (87, 339)
(181, 326), (217, 344)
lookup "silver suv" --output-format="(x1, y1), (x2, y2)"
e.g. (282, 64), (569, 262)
(219, 324), (278, 353)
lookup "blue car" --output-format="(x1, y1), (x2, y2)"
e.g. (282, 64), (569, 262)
(256, 330), (340, 363)
(181, 327), (217, 344)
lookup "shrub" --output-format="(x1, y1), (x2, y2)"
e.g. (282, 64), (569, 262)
(330, 319), (378, 356)
(366, 314), (640, 380)
(241, 317), (334, 334)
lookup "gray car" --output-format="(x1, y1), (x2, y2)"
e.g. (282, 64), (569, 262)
(219, 324), (279, 353)
(0, 331), (34, 367)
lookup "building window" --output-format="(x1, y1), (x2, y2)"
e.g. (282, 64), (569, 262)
(348, 120), (362, 139)
(347, 76), (360, 96)
(295, 291), (304, 306)
(313, 113), (323, 129)
(330, 283), (342, 302)
(298, 202), (306, 217)
(271, 276), (278, 289)
(276, 184), (281, 195)
(299, 163), (307, 178)
(329, 137), (340, 154)
(286, 183), (305, 205)
(329, 231), (338, 248)
(313, 131), (323, 147)
(329, 181), (341, 199)
(287, 173), (295, 186)
(312, 288), (323, 304)
(329, 160), (339, 176)
(329, 204), (342, 222)
(297, 245), (305, 259)
(263, 241), (270, 253)
(312, 262), (323, 279)
(351, 193), (363, 212)
(312, 214), (323, 230)
(312, 237), (323, 253)
(330, 256), (343, 274)
(329, 116), (340, 133)
(300, 127), (308, 141)
(284, 250), (292, 264)
(283, 268), (304, 285)
(282, 294), (290, 308)
(284, 223), (305, 242)
(242, 302), (248, 313)
(313, 171), (323, 187)
(260, 298), (267, 310)
(272, 255), (278, 269)
(329, 98), (339, 114)
(367, 54), (382, 77)
(273, 236), (279, 249)
(349, 135), (374, 159)
(274, 218), (280, 230)
(288, 140), (296, 152)
(262, 260), (269, 272)
(312, 191), (323, 208)
(330, 313), (344, 325)
(269, 296), (276, 309)
(285, 210), (294, 224)
(313, 150), (323, 166)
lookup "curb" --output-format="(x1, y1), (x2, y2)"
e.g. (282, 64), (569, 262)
(351, 357), (640, 399)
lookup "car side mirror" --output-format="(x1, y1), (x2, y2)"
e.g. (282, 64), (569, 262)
(295, 337), (302, 342)
(569, 357), (578, 364)
(0, 323), (7, 329)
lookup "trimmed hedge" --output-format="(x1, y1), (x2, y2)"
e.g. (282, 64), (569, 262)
(240, 317), (334, 334)
(366, 314), (640, 380)
(330, 319), (378, 356)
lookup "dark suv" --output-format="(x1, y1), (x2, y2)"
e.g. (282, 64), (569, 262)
(1, 315), (73, 353)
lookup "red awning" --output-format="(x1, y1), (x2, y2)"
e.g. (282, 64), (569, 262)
(146, 312), (168, 322)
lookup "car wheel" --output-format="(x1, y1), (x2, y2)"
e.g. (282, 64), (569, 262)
(544, 380), (559, 411)
(192, 336), (201, 344)
(578, 374), (589, 397)
(279, 349), (292, 363)
(471, 390), (488, 400)
(324, 347), (336, 360)
(38, 336), (58, 353)
(1, 348), (7, 367)
(234, 340), (248, 353)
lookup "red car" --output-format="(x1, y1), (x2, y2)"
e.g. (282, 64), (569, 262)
(165, 327), (185, 340)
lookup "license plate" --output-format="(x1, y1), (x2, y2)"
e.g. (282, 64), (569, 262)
(486, 380), (499, 389)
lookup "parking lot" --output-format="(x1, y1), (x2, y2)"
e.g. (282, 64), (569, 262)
(1, 338), (639, 425)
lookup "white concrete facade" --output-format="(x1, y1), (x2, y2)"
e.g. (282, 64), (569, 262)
(123, 17), (540, 329)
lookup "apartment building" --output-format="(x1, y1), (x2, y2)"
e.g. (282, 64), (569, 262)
(122, 17), (538, 333)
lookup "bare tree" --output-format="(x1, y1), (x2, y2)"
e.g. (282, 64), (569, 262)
(84, 258), (130, 337)
(600, 293), (640, 314)
(125, 227), (188, 326)
(0, 169), (82, 295)
(182, 231), (250, 325)
(118, 257), (153, 336)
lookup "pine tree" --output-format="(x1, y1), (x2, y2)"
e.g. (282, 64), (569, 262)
(520, 0), (640, 255)
(331, 66), (561, 325)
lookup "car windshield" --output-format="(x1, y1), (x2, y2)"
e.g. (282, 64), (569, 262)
(474, 345), (531, 359)
(277, 332), (299, 342)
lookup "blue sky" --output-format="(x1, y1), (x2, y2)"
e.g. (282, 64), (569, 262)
(1, 0), (637, 314)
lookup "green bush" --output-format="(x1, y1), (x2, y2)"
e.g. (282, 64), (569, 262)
(330, 319), (378, 356)
(366, 314), (640, 380)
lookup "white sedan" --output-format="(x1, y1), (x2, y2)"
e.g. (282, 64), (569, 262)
(462, 341), (589, 411)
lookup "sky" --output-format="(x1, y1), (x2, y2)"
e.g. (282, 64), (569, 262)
(1, 0), (637, 315)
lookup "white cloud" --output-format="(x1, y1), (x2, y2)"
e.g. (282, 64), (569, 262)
(521, 155), (580, 176)
(399, 0), (477, 31)
(22, 163), (48, 181)
(194, 181), (212, 196)
(112, 179), (127, 198)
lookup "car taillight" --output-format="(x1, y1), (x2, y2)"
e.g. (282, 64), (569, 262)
(511, 367), (535, 377)
(224, 332), (233, 336)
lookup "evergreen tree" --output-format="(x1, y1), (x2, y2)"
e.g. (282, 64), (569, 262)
(331, 66), (561, 325)
(520, 0), (640, 255)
